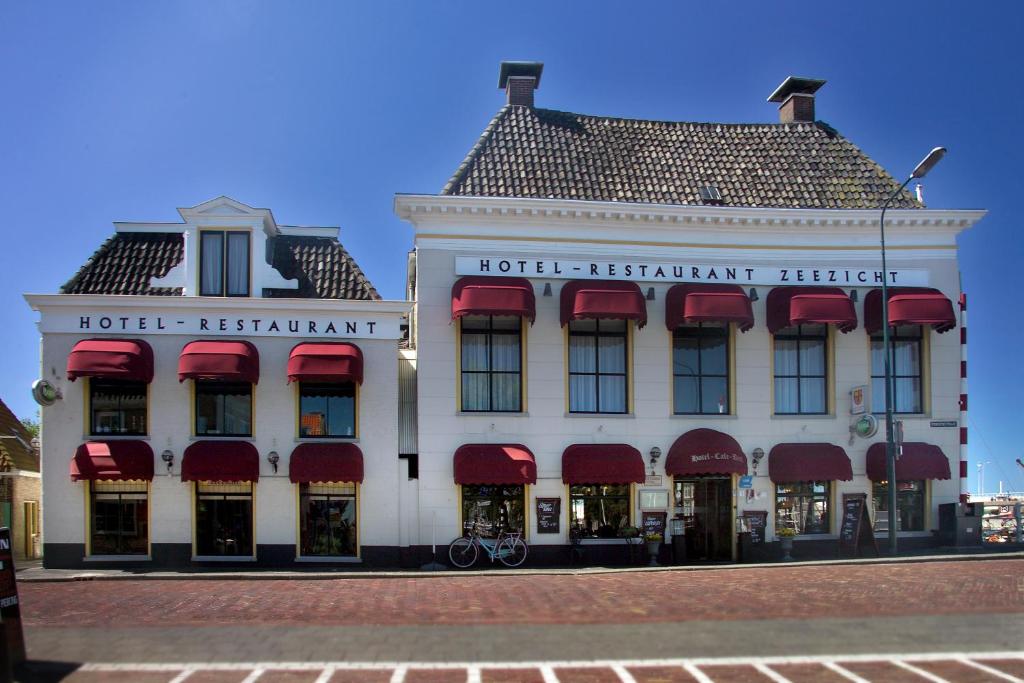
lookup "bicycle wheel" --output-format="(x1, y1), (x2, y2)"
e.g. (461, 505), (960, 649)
(448, 537), (479, 568)
(497, 536), (528, 567)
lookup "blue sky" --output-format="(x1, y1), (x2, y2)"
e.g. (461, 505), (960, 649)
(2, 2), (1021, 494)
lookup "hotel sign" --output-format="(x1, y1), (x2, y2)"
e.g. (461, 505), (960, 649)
(456, 257), (929, 287)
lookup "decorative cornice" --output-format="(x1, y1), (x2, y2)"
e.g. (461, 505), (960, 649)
(24, 294), (411, 316)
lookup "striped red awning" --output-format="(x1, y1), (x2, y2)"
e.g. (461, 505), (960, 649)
(70, 440), (154, 481)
(453, 444), (537, 485)
(288, 343), (363, 384)
(561, 444), (646, 484)
(67, 339), (154, 383)
(866, 442), (952, 481)
(767, 287), (857, 333)
(451, 276), (536, 323)
(864, 288), (957, 335)
(769, 443), (853, 482)
(665, 429), (748, 476)
(289, 443), (364, 483)
(560, 280), (647, 328)
(665, 284), (754, 332)
(178, 341), (259, 384)
(181, 441), (260, 482)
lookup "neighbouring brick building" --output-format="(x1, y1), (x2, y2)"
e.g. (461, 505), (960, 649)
(0, 399), (41, 562)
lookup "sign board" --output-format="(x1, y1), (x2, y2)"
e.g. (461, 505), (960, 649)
(641, 511), (667, 539)
(742, 511), (768, 545)
(930, 420), (958, 428)
(850, 385), (868, 415)
(644, 475), (662, 487)
(0, 528), (25, 675)
(535, 498), (560, 534)
(838, 495), (879, 558)
(638, 489), (669, 510)
(738, 475), (754, 489)
(455, 256), (929, 287)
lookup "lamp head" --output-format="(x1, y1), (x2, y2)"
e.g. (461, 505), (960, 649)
(910, 147), (946, 179)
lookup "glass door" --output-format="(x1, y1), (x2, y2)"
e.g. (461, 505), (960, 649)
(674, 476), (733, 561)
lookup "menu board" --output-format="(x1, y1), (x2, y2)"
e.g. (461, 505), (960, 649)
(839, 495), (878, 557)
(0, 528), (26, 671)
(641, 511), (667, 538)
(742, 511), (768, 545)
(535, 498), (560, 534)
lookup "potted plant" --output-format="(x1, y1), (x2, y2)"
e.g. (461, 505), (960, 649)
(777, 526), (797, 561)
(644, 532), (663, 566)
(618, 526), (641, 543)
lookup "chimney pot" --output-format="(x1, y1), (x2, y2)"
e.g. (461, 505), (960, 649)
(767, 76), (826, 124)
(499, 61), (543, 107)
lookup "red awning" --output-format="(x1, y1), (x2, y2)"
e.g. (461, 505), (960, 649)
(288, 343), (363, 384)
(67, 339), (154, 383)
(181, 441), (260, 482)
(451, 276), (536, 323)
(70, 440), (154, 481)
(664, 284), (754, 332)
(289, 443), (364, 483)
(767, 287), (857, 333)
(561, 444), (646, 484)
(178, 340), (259, 384)
(560, 280), (647, 328)
(453, 444), (537, 485)
(865, 442), (952, 481)
(769, 443), (853, 482)
(864, 288), (957, 335)
(665, 429), (748, 476)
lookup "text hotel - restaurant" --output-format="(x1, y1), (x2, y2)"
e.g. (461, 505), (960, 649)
(27, 63), (985, 567)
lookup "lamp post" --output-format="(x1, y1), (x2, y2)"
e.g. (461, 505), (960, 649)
(880, 146), (946, 555)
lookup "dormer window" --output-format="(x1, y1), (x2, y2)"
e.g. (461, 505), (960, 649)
(200, 230), (250, 297)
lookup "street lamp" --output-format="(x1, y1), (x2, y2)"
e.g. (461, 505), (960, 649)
(880, 146), (946, 555)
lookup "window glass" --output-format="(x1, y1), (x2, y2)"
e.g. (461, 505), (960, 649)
(300, 483), (357, 556)
(460, 316), (522, 412)
(673, 324), (729, 415)
(773, 325), (828, 415)
(90, 480), (148, 555)
(200, 231), (249, 297)
(226, 232), (250, 296)
(195, 381), (252, 436)
(200, 231), (223, 296)
(195, 482), (253, 556)
(775, 481), (830, 534)
(461, 485), (525, 538)
(570, 484), (631, 538)
(89, 379), (147, 435)
(569, 319), (628, 414)
(870, 326), (923, 413)
(299, 383), (355, 437)
(872, 480), (925, 531)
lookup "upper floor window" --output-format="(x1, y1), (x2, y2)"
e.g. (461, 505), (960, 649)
(774, 324), (827, 415)
(195, 380), (252, 436)
(200, 230), (250, 297)
(89, 379), (147, 435)
(673, 323), (729, 415)
(299, 383), (356, 437)
(460, 315), (522, 412)
(569, 319), (627, 414)
(870, 325), (923, 414)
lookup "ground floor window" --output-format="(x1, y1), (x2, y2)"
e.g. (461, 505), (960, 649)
(89, 480), (148, 555)
(461, 484), (524, 537)
(570, 484), (631, 538)
(195, 482), (253, 557)
(775, 481), (831, 535)
(872, 480), (926, 532)
(299, 483), (357, 556)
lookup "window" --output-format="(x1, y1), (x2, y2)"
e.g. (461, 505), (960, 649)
(673, 323), (729, 414)
(774, 324), (827, 415)
(871, 325), (923, 414)
(89, 379), (147, 435)
(195, 381), (252, 436)
(461, 485), (525, 538)
(460, 315), (522, 412)
(570, 484), (631, 538)
(872, 480), (925, 532)
(299, 483), (357, 556)
(299, 383), (356, 437)
(569, 319), (628, 413)
(199, 230), (250, 297)
(775, 481), (830, 535)
(90, 481), (148, 555)
(195, 482), (253, 556)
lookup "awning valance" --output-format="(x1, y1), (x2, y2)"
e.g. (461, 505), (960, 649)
(664, 284), (754, 332)
(866, 442), (952, 481)
(453, 444), (537, 485)
(560, 280), (647, 328)
(70, 440), (154, 481)
(178, 341), (259, 384)
(67, 339), (154, 383)
(666, 429), (747, 476)
(289, 443), (364, 483)
(769, 443), (853, 482)
(864, 288), (957, 335)
(287, 343), (363, 384)
(451, 276), (536, 323)
(181, 441), (260, 482)
(767, 287), (857, 333)
(561, 444), (646, 484)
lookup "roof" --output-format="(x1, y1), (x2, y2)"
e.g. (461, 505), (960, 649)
(442, 105), (921, 210)
(61, 232), (380, 300)
(0, 399), (38, 472)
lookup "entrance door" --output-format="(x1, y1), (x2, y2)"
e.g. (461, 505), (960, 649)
(674, 477), (733, 561)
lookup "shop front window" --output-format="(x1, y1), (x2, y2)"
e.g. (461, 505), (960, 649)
(89, 379), (147, 435)
(460, 315), (522, 412)
(673, 323), (729, 415)
(461, 484), (524, 538)
(774, 324), (827, 414)
(872, 479), (925, 531)
(299, 383), (355, 437)
(195, 381), (252, 436)
(195, 482), (253, 556)
(569, 319), (628, 414)
(871, 325), (923, 414)
(775, 481), (830, 535)
(570, 484), (631, 538)
(299, 483), (357, 556)
(89, 480), (148, 555)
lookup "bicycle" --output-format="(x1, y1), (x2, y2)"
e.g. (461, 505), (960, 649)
(448, 523), (528, 568)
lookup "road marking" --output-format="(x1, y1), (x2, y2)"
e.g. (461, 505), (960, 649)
(893, 660), (949, 682)
(682, 663), (714, 683)
(167, 669), (194, 683)
(612, 664), (637, 683)
(754, 662), (793, 683)
(467, 665), (481, 683)
(390, 665), (407, 683)
(240, 669), (265, 683)
(539, 664), (559, 683)
(313, 665), (336, 683)
(959, 658), (1024, 683)
(823, 662), (871, 683)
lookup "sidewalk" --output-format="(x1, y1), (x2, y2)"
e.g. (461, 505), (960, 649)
(16, 545), (1024, 582)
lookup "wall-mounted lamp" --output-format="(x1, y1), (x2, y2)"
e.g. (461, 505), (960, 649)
(161, 449), (174, 475)
(542, 283), (552, 297)
(646, 287), (656, 301)
(748, 288), (759, 302)
(751, 447), (765, 474)
(849, 289), (859, 302)
(267, 451), (280, 474)
(648, 446), (662, 474)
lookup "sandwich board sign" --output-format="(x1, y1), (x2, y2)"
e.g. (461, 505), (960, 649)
(0, 527), (25, 676)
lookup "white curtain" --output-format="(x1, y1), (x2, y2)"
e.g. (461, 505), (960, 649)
(226, 233), (249, 296)
(200, 232), (223, 295)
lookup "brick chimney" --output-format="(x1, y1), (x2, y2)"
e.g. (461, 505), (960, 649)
(767, 76), (826, 123)
(499, 61), (543, 107)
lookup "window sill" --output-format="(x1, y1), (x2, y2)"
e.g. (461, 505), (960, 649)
(579, 538), (636, 545)
(564, 413), (635, 419)
(84, 555), (151, 562)
(457, 411), (530, 417)
(295, 437), (360, 443)
(669, 414), (735, 419)
(189, 435), (255, 442)
(86, 435), (150, 441)
(192, 555), (256, 562)
(770, 414), (836, 420)
(872, 530), (932, 538)
(295, 556), (362, 563)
